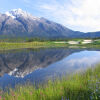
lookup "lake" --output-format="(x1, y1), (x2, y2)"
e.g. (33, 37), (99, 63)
(0, 48), (100, 89)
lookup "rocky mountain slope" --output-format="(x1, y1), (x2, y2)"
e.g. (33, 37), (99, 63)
(0, 9), (100, 38)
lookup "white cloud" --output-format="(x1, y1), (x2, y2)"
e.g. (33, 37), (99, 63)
(68, 0), (100, 32)
(39, 0), (100, 32)
(21, 0), (100, 32)
(40, 4), (56, 11)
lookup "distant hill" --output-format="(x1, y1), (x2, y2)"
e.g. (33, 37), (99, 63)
(0, 9), (100, 39)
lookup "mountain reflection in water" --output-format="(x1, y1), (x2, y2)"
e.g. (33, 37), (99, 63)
(0, 48), (100, 89)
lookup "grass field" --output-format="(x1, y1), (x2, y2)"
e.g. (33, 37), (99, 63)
(0, 40), (100, 50)
(0, 65), (100, 100)
(1, 38), (100, 50)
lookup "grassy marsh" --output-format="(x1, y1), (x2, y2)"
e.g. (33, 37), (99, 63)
(0, 65), (100, 100)
(1, 40), (100, 51)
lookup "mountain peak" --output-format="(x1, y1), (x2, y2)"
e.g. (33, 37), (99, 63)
(9, 8), (28, 17)
(5, 8), (40, 20)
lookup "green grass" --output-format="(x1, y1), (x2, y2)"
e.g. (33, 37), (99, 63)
(0, 65), (100, 100)
(0, 41), (69, 50)
(1, 40), (100, 51)
(1, 38), (100, 50)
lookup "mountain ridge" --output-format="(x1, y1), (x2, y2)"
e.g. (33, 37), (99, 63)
(0, 9), (100, 39)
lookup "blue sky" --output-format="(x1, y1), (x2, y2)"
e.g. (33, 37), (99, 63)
(0, 0), (100, 32)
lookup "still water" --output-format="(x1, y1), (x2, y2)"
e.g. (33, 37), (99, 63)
(0, 48), (100, 89)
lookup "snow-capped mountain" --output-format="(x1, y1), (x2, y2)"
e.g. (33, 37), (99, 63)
(5, 8), (40, 20)
(0, 9), (100, 38)
(0, 8), (82, 38)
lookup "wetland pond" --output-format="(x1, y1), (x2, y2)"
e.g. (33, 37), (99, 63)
(0, 47), (100, 89)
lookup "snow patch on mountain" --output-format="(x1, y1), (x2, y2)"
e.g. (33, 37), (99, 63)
(5, 12), (16, 19)
(5, 8), (40, 20)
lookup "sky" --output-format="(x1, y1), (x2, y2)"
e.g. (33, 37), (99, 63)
(0, 0), (100, 32)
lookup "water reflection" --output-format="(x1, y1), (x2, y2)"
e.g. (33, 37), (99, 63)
(0, 48), (100, 89)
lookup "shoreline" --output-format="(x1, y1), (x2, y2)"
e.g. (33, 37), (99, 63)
(0, 65), (100, 100)
(0, 41), (100, 50)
